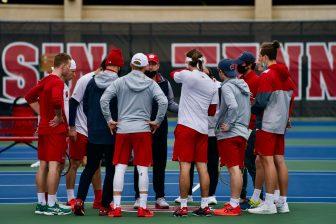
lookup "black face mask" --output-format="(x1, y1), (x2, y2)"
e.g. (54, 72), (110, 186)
(237, 64), (248, 74)
(145, 70), (157, 78)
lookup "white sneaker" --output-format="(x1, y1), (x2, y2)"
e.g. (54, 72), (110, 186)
(155, 197), (169, 209)
(133, 198), (140, 209)
(30, 161), (40, 168)
(248, 202), (277, 214)
(276, 202), (290, 213)
(174, 195), (193, 203)
(55, 199), (71, 210)
(208, 196), (217, 205)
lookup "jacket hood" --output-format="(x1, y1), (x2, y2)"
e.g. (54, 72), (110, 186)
(269, 63), (291, 81)
(94, 70), (118, 89)
(226, 78), (250, 96)
(124, 70), (153, 92)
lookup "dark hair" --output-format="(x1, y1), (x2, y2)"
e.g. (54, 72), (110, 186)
(260, 40), (280, 60)
(100, 57), (107, 71)
(186, 49), (204, 71)
(53, 53), (71, 68)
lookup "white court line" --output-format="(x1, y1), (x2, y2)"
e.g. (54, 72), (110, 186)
(0, 182), (179, 187)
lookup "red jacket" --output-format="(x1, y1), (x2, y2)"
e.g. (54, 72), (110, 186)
(25, 74), (68, 135)
(241, 70), (260, 130)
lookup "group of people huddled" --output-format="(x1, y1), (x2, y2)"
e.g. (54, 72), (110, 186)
(25, 39), (295, 218)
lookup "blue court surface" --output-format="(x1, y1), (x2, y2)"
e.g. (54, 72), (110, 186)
(0, 119), (335, 204)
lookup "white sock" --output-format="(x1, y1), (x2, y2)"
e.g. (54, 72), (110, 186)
(67, 189), (75, 201)
(47, 194), (56, 207)
(274, 190), (280, 203)
(37, 193), (46, 205)
(137, 166), (149, 192)
(139, 193), (148, 209)
(251, 189), (262, 201)
(265, 193), (274, 207)
(113, 195), (121, 209)
(180, 198), (188, 208)
(113, 164), (127, 192)
(278, 196), (287, 204)
(201, 197), (208, 209)
(229, 198), (240, 208)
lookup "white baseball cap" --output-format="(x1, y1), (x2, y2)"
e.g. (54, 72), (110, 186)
(131, 53), (148, 67)
(70, 59), (76, 70)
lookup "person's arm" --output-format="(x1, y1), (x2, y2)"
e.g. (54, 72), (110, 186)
(208, 87), (219, 116)
(69, 98), (79, 127)
(170, 69), (191, 84)
(152, 83), (168, 124)
(49, 79), (64, 127)
(25, 82), (42, 113)
(221, 85), (238, 131)
(100, 80), (118, 123)
(251, 76), (272, 115)
(167, 81), (179, 113)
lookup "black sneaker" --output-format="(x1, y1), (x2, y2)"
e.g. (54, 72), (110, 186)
(192, 206), (212, 217)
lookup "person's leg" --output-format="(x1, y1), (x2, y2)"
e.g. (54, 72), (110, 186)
(76, 143), (102, 202)
(240, 168), (248, 200)
(179, 162), (192, 208)
(92, 164), (103, 208)
(36, 160), (48, 205)
(113, 164), (128, 208)
(65, 159), (81, 202)
(134, 166), (140, 200)
(274, 155), (288, 202)
(188, 163), (195, 196)
(137, 165), (150, 209)
(250, 155), (264, 202)
(260, 156), (277, 206)
(228, 165), (243, 208)
(46, 161), (62, 206)
(207, 136), (219, 197)
(152, 133), (167, 200)
(196, 162), (210, 208)
(101, 144), (115, 208)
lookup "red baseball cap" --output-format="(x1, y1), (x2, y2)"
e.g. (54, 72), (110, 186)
(146, 53), (159, 64)
(105, 48), (124, 67)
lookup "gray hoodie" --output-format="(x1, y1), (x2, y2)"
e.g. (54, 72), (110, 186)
(94, 70), (118, 89)
(100, 70), (168, 133)
(215, 78), (251, 140)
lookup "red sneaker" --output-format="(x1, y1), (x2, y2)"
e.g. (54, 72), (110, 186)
(137, 207), (154, 218)
(99, 204), (113, 216)
(93, 200), (102, 209)
(73, 199), (85, 216)
(108, 207), (122, 218)
(173, 207), (188, 217)
(66, 198), (76, 209)
(213, 204), (242, 216)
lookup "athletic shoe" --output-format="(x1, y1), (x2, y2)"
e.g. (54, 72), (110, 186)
(56, 200), (72, 210)
(99, 204), (113, 216)
(192, 206), (212, 217)
(174, 195), (193, 203)
(44, 203), (72, 216)
(239, 199), (251, 211)
(173, 207), (188, 217)
(35, 203), (47, 215)
(134, 198), (140, 209)
(249, 198), (262, 208)
(30, 160), (40, 168)
(108, 207), (122, 217)
(213, 204), (242, 216)
(248, 202), (277, 215)
(137, 207), (154, 217)
(155, 197), (169, 209)
(208, 196), (218, 205)
(73, 199), (85, 216)
(66, 198), (76, 209)
(276, 202), (290, 214)
(93, 199), (102, 209)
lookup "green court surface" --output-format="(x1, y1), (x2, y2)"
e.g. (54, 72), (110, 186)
(0, 203), (335, 224)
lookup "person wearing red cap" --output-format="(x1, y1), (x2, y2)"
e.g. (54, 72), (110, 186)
(73, 49), (124, 216)
(66, 58), (107, 210)
(133, 53), (178, 209)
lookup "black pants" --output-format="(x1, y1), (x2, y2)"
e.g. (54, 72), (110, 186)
(240, 130), (263, 199)
(134, 131), (167, 199)
(189, 136), (219, 196)
(77, 142), (115, 208)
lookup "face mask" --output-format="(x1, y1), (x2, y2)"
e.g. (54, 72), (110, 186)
(144, 70), (157, 78)
(261, 62), (268, 71)
(237, 64), (248, 74)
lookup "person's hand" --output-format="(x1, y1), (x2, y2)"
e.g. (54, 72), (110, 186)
(49, 115), (64, 127)
(68, 127), (77, 142)
(286, 119), (292, 129)
(220, 123), (230, 132)
(108, 120), (118, 134)
(147, 121), (160, 134)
